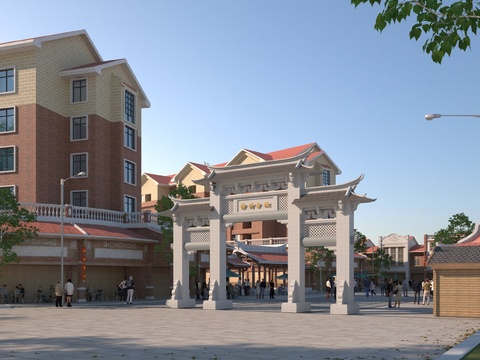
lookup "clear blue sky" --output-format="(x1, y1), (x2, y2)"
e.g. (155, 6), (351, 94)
(3, 1), (480, 244)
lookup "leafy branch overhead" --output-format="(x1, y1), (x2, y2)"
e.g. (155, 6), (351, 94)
(154, 183), (196, 264)
(0, 188), (38, 266)
(351, 0), (480, 63)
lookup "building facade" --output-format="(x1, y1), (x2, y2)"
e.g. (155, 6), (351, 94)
(0, 30), (149, 212)
(0, 31), (171, 302)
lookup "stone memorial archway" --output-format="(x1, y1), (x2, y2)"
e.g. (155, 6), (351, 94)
(165, 149), (375, 314)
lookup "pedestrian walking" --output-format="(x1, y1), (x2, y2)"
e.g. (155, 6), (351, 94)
(269, 280), (275, 299)
(422, 278), (431, 305)
(126, 276), (135, 304)
(413, 278), (421, 304)
(369, 278), (376, 296)
(386, 278), (394, 308)
(393, 280), (403, 308)
(259, 279), (266, 299)
(54, 281), (63, 307)
(64, 279), (74, 307)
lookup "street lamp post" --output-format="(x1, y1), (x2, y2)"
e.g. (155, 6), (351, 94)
(425, 113), (480, 121)
(60, 171), (86, 304)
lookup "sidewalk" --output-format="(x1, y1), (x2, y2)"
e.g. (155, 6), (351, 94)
(0, 292), (479, 359)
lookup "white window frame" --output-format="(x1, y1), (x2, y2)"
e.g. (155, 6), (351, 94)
(124, 124), (136, 150)
(124, 88), (136, 124)
(124, 195), (136, 213)
(0, 145), (16, 173)
(322, 168), (331, 186)
(71, 78), (88, 104)
(70, 190), (88, 207)
(0, 185), (15, 195)
(124, 159), (136, 185)
(0, 67), (15, 94)
(70, 115), (88, 141)
(70, 152), (88, 177)
(0, 106), (16, 133)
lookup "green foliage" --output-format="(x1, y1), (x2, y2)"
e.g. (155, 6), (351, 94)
(306, 246), (335, 270)
(0, 188), (38, 266)
(351, 0), (480, 63)
(434, 212), (474, 245)
(354, 229), (368, 253)
(154, 183), (196, 263)
(372, 247), (393, 278)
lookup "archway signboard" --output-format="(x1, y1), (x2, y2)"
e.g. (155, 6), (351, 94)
(164, 148), (375, 314)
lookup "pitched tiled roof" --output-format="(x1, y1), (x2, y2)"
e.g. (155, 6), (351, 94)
(32, 222), (83, 235)
(266, 143), (316, 160)
(428, 245), (480, 264)
(63, 59), (118, 70)
(77, 224), (152, 240)
(457, 237), (480, 246)
(227, 256), (252, 268)
(31, 222), (156, 242)
(409, 244), (426, 253)
(145, 173), (174, 185)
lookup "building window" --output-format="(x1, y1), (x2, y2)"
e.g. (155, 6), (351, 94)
(0, 146), (15, 172)
(124, 160), (136, 185)
(0, 68), (14, 93)
(322, 169), (330, 186)
(124, 125), (135, 150)
(72, 79), (87, 103)
(414, 256), (423, 267)
(398, 247), (404, 264)
(144, 194), (152, 202)
(71, 116), (87, 141)
(124, 90), (135, 124)
(124, 195), (136, 213)
(0, 185), (15, 195)
(72, 191), (87, 207)
(71, 153), (87, 176)
(0, 107), (15, 133)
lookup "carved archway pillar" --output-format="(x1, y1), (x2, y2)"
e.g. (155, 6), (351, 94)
(330, 199), (359, 315)
(282, 171), (311, 313)
(203, 182), (233, 310)
(166, 214), (196, 309)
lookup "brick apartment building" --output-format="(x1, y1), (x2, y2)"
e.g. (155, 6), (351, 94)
(0, 30), (170, 302)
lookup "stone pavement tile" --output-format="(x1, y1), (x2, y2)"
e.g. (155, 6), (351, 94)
(0, 298), (479, 360)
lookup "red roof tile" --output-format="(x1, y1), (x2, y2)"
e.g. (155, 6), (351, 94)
(31, 222), (82, 235)
(145, 173), (174, 185)
(267, 143), (316, 160)
(77, 224), (151, 240)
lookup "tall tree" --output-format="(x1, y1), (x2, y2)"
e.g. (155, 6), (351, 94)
(434, 212), (474, 245)
(0, 188), (38, 266)
(351, 0), (480, 63)
(354, 229), (368, 253)
(154, 183), (196, 263)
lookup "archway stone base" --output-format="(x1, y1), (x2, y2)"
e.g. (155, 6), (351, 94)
(203, 299), (233, 310)
(281, 302), (311, 313)
(166, 299), (196, 309)
(331, 303), (359, 315)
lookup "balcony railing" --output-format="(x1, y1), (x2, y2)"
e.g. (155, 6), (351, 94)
(20, 203), (161, 229)
(226, 237), (288, 246)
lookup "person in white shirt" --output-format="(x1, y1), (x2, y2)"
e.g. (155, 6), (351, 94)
(64, 279), (74, 307)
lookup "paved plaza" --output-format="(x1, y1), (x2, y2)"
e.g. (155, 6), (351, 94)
(1, 293), (479, 360)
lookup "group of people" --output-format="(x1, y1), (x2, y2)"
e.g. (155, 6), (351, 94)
(117, 276), (136, 304)
(377, 277), (434, 308)
(1, 284), (25, 304)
